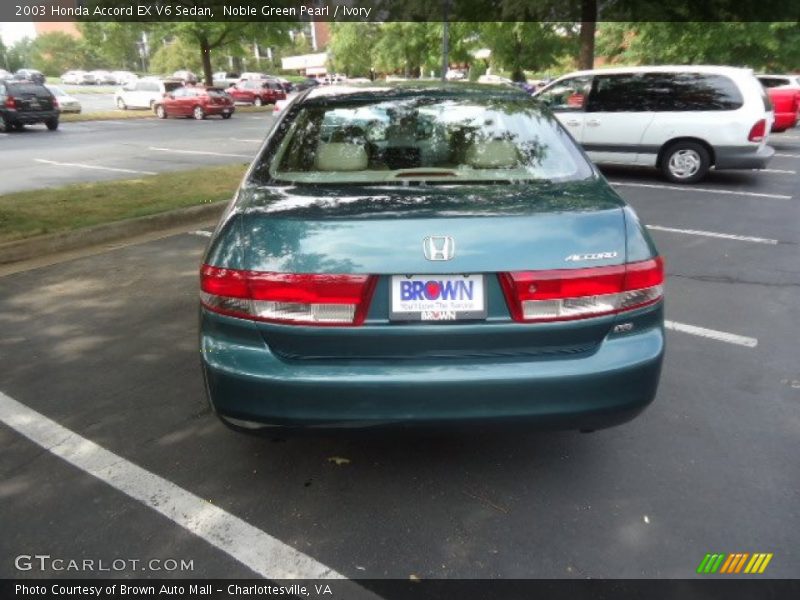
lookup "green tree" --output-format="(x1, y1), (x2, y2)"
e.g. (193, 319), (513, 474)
(597, 22), (800, 71)
(149, 37), (202, 76)
(327, 23), (380, 77)
(5, 38), (35, 72)
(78, 23), (148, 71)
(479, 22), (574, 81)
(31, 32), (93, 76)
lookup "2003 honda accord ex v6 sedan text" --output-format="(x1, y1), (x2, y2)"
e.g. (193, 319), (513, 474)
(199, 83), (665, 433)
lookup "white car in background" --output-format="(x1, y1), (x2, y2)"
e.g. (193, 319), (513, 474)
(91, 70), (116, 85)
(535, 65), (775, 183)
(115, 78), (183, 110)
(112, 70), (137, 85)
(61, 70), (96, 85)
(478, 74), (513, 85)
(46, 85), (82, 113)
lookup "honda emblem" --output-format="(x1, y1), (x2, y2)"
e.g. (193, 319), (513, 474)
(423, 236), (455, 261)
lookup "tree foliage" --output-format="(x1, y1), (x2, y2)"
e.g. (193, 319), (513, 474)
(78, 23), (147, 71)
(30, 33), (94, 76)
(596, 22), (800, 71)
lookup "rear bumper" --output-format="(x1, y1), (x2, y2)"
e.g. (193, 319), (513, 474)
(714, 144), (774, 170)
(206, 105), (235, 115)
(772, 112), (799, 132)
(2, 109), (59, 125)
(200, 305), (665, 431)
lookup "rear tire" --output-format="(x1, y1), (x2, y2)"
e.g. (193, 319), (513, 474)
(221, 113), (232, 119)
(661, 141), (710, 184)
(45, 118), (59, 131)
(193, 105), (205, 120)
(155, 105), (167, 119)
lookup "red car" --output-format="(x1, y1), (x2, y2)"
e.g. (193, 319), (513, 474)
(154, 87), (234, 120)
(758, 75), (800, 133)
(225, 80), (286, 106)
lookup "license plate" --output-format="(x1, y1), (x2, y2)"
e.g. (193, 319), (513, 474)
(390, 274), (486, 321)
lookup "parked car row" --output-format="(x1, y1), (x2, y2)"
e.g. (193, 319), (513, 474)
(61, 70), (137, 86)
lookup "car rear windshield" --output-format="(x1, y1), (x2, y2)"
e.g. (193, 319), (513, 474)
(7, 83), (51, 97)
(256, 95), (593, 185)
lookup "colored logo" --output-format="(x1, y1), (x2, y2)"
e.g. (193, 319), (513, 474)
(696, 553), (773, 574)
(400, 279), (474, 302)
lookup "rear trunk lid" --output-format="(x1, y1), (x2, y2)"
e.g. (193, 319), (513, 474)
(234, 181), (630, 360)
(7, 83), (55, 112)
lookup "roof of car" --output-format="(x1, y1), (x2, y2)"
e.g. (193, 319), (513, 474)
(556, 65), (755, 79)
(302, 81), (529, 103)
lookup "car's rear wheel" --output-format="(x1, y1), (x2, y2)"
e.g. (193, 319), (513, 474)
(221, 113), (232, 119)
(45, 118), (59, 131)
(12, 122), (24, 131)
(193, 105), (205, 120)
(661, 141), (710, 184)
(254, 97), (263, 107)
(116, 98), (127, 110)
(155, 105), (167, 119)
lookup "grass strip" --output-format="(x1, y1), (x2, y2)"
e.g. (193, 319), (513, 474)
(0, 164), (248, 244)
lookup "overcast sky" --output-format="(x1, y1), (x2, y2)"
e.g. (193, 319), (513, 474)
(1, 22), (37, 46)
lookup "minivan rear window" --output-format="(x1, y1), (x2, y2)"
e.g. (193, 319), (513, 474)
(587, 72), (744, 112)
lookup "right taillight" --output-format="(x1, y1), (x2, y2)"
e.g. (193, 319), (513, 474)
(500, 257), (664, 323)
(748, 119), (766, 142)
(200, 265), (377, 326)
(5, 96), (16, 109)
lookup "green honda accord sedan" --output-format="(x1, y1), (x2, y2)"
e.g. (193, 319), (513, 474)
(199, 83), (664, 433)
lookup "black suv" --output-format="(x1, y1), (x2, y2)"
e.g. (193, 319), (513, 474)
(0, 79), (59, 132)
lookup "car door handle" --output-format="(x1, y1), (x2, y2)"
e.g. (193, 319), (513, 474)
(565, 119), (581, 126)
(586, 119), (601, 127)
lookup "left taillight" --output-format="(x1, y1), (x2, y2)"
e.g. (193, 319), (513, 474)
(200, 265), (377, 326)
(499, 257), (664, 323)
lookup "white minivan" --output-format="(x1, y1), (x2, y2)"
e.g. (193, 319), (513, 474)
(534, 66), (775, 183)
(115, 78), (183, 110)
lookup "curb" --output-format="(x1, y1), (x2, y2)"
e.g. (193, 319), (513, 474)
(0, 201), (227, 265)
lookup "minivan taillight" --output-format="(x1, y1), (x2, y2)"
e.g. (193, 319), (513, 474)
(748, 119), (766, 142)
(200, 266), (377, 326)
(499, 257), (664, 323)
(5, 96), (16, 109)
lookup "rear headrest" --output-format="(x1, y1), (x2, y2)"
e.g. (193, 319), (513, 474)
(465, 140), (520, 169)
(315, 142), (368, 171)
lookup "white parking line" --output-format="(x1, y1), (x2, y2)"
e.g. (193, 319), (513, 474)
(34, 158), (156, 176)
(189, 230), (212, 237)
(773, 153), (800, 158)
(664, 321), (758, 348)
(647, 225), (778, 245)
(0, 390), (379, 596)
(757, 168), (796, 174)
(230, 138), (263, 143)
(148, 146), (251, 159)
(609, 181), (792, 200)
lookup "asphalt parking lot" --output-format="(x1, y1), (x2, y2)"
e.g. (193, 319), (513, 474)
(0, 113), (275, 194)
(0, 127), (798, 583)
